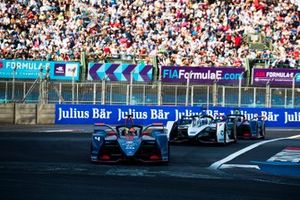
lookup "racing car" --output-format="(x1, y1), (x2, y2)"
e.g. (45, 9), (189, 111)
(166, 114), (237, 144)
(90, 115), (169, 163)
(226, 113), (266, 139)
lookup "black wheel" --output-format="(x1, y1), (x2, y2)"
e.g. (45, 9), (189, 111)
(169, 122), (178, 141)
(261, 124), (266, 139)
(167, 143), (170, 163)
(223, 126), (227, 145)
(232, 124), (237, 143)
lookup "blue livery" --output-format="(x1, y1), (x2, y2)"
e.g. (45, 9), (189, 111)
(90, 115), (169, 163)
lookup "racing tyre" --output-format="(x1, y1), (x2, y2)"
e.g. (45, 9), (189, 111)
(169, 122), (178, 141)
(232, 124), (237, 143)
(223, 126), (227, 146)
(261, 124), (266, 139)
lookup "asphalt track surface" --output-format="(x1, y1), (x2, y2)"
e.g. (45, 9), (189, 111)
(0, 125), (299, 200)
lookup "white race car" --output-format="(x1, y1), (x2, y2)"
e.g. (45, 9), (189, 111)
(166, 115), (237, 145)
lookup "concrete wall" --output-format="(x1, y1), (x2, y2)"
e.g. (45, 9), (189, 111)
(0, 103), (55, 125)
(0, 103), (15, 124)
(37, 104), (55, 124)
(15, 104), (37, 124)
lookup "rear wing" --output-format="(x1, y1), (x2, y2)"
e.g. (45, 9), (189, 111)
(250, 116), (266, 121)
(94, 123), (116, 135)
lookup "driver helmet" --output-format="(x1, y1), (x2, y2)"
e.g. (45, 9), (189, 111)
(129, 127), (136, 134)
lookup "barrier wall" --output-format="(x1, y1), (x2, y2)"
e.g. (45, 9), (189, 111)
(0, 103), (56, 125)
(55, 104), (300, 128)
(37, 104), (55, 124)
(15, 104), (37, 124)
(0, 104), (299, 128)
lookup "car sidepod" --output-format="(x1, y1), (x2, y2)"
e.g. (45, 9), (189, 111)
(90, 129), (107, 162)
(249, 120), (266, 139)
(216, 122), (237, 144)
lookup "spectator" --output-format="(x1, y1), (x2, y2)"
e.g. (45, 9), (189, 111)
(0, 0), (299, 69)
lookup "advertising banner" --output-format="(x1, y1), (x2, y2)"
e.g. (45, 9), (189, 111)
(55, 104), (300, 128)
(88, 62), (153, 82)
(0, 59), (80, 81)
(161, 66), (245, 85)
(252, 68), (300, 87)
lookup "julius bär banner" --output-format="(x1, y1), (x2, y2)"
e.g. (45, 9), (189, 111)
(252, 68), (300, 87)
(55, 104), (300, 128)
(0, 59), (80, 81)
(161, 66), (245, 85)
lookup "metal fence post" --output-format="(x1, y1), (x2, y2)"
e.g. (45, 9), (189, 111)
(72, 67), (75, 104)
(191, 85), (194, 106)
(157, 65), (162, 106)
(284, 88), (287, 108)
(101, 78), (106, 105)
(185, 73), (190, 106)
(253, 87), (256, 107)
(5, 81), (8, 103)
(129, 72), (133, 105)
(265, 80), (271, 108)
(39, 66), (43, 104)
(238, 72), (244, 107)
(222, 86), (225, 107)
(23, 82), (26, 101)
(93, 83), (96, 105)
(157, 80), (162, 105)
(59, 82), (62, 104)
(292, 75), (295, 108)
(12, 66), (16, 102)
(207, 86), (210, 108)
(213, 80), (218, 106)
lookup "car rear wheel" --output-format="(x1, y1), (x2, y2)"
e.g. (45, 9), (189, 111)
(169, 122), (178, 141)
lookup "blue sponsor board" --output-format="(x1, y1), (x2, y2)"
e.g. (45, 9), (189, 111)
(161, 66), (245, 85)
(55, 104), (300, 128)
(88, 62), (153, 82)
(0, 59), (80, 81)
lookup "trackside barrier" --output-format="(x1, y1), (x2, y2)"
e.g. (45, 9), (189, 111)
(0, 104), (299, 128)
(55, 104), (300, 128)
(15, 104), (37, 124)
(0, 103), (15, 124)
(37, 104), (55, 124)
(0, 103), (55, 125)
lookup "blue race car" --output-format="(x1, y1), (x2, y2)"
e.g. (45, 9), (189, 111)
(226, 113), (266, 139)
(90, 115), (169, 163)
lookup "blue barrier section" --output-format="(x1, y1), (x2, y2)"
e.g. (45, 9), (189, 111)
(55, 104), (300, 127)
(252, 161), (300, 177)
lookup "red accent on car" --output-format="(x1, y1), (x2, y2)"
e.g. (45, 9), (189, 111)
(150, 155), (161, 160)
(95, 123), (105, 126)
(142, 132), (150, 136)
(243, 131), (251, 138)
(100, 155), (110, 160)
(107, 131), (116, 136)
(152, 123), (163, 126)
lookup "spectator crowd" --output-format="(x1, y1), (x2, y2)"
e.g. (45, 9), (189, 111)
(0, 0), (299, 68)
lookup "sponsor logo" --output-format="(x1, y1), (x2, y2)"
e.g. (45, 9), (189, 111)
(54, 64), (65, 76)
(65, 64), (77, 77)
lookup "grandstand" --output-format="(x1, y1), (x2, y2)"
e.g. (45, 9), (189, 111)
(0, 0), (300, 108)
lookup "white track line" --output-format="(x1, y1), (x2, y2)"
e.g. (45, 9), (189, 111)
(209, 134), (300, 170)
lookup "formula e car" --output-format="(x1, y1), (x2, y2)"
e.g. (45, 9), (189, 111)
(166, 114), (237, 144)
(90, 115), (169, 163)
(226, 113), (266, 139)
